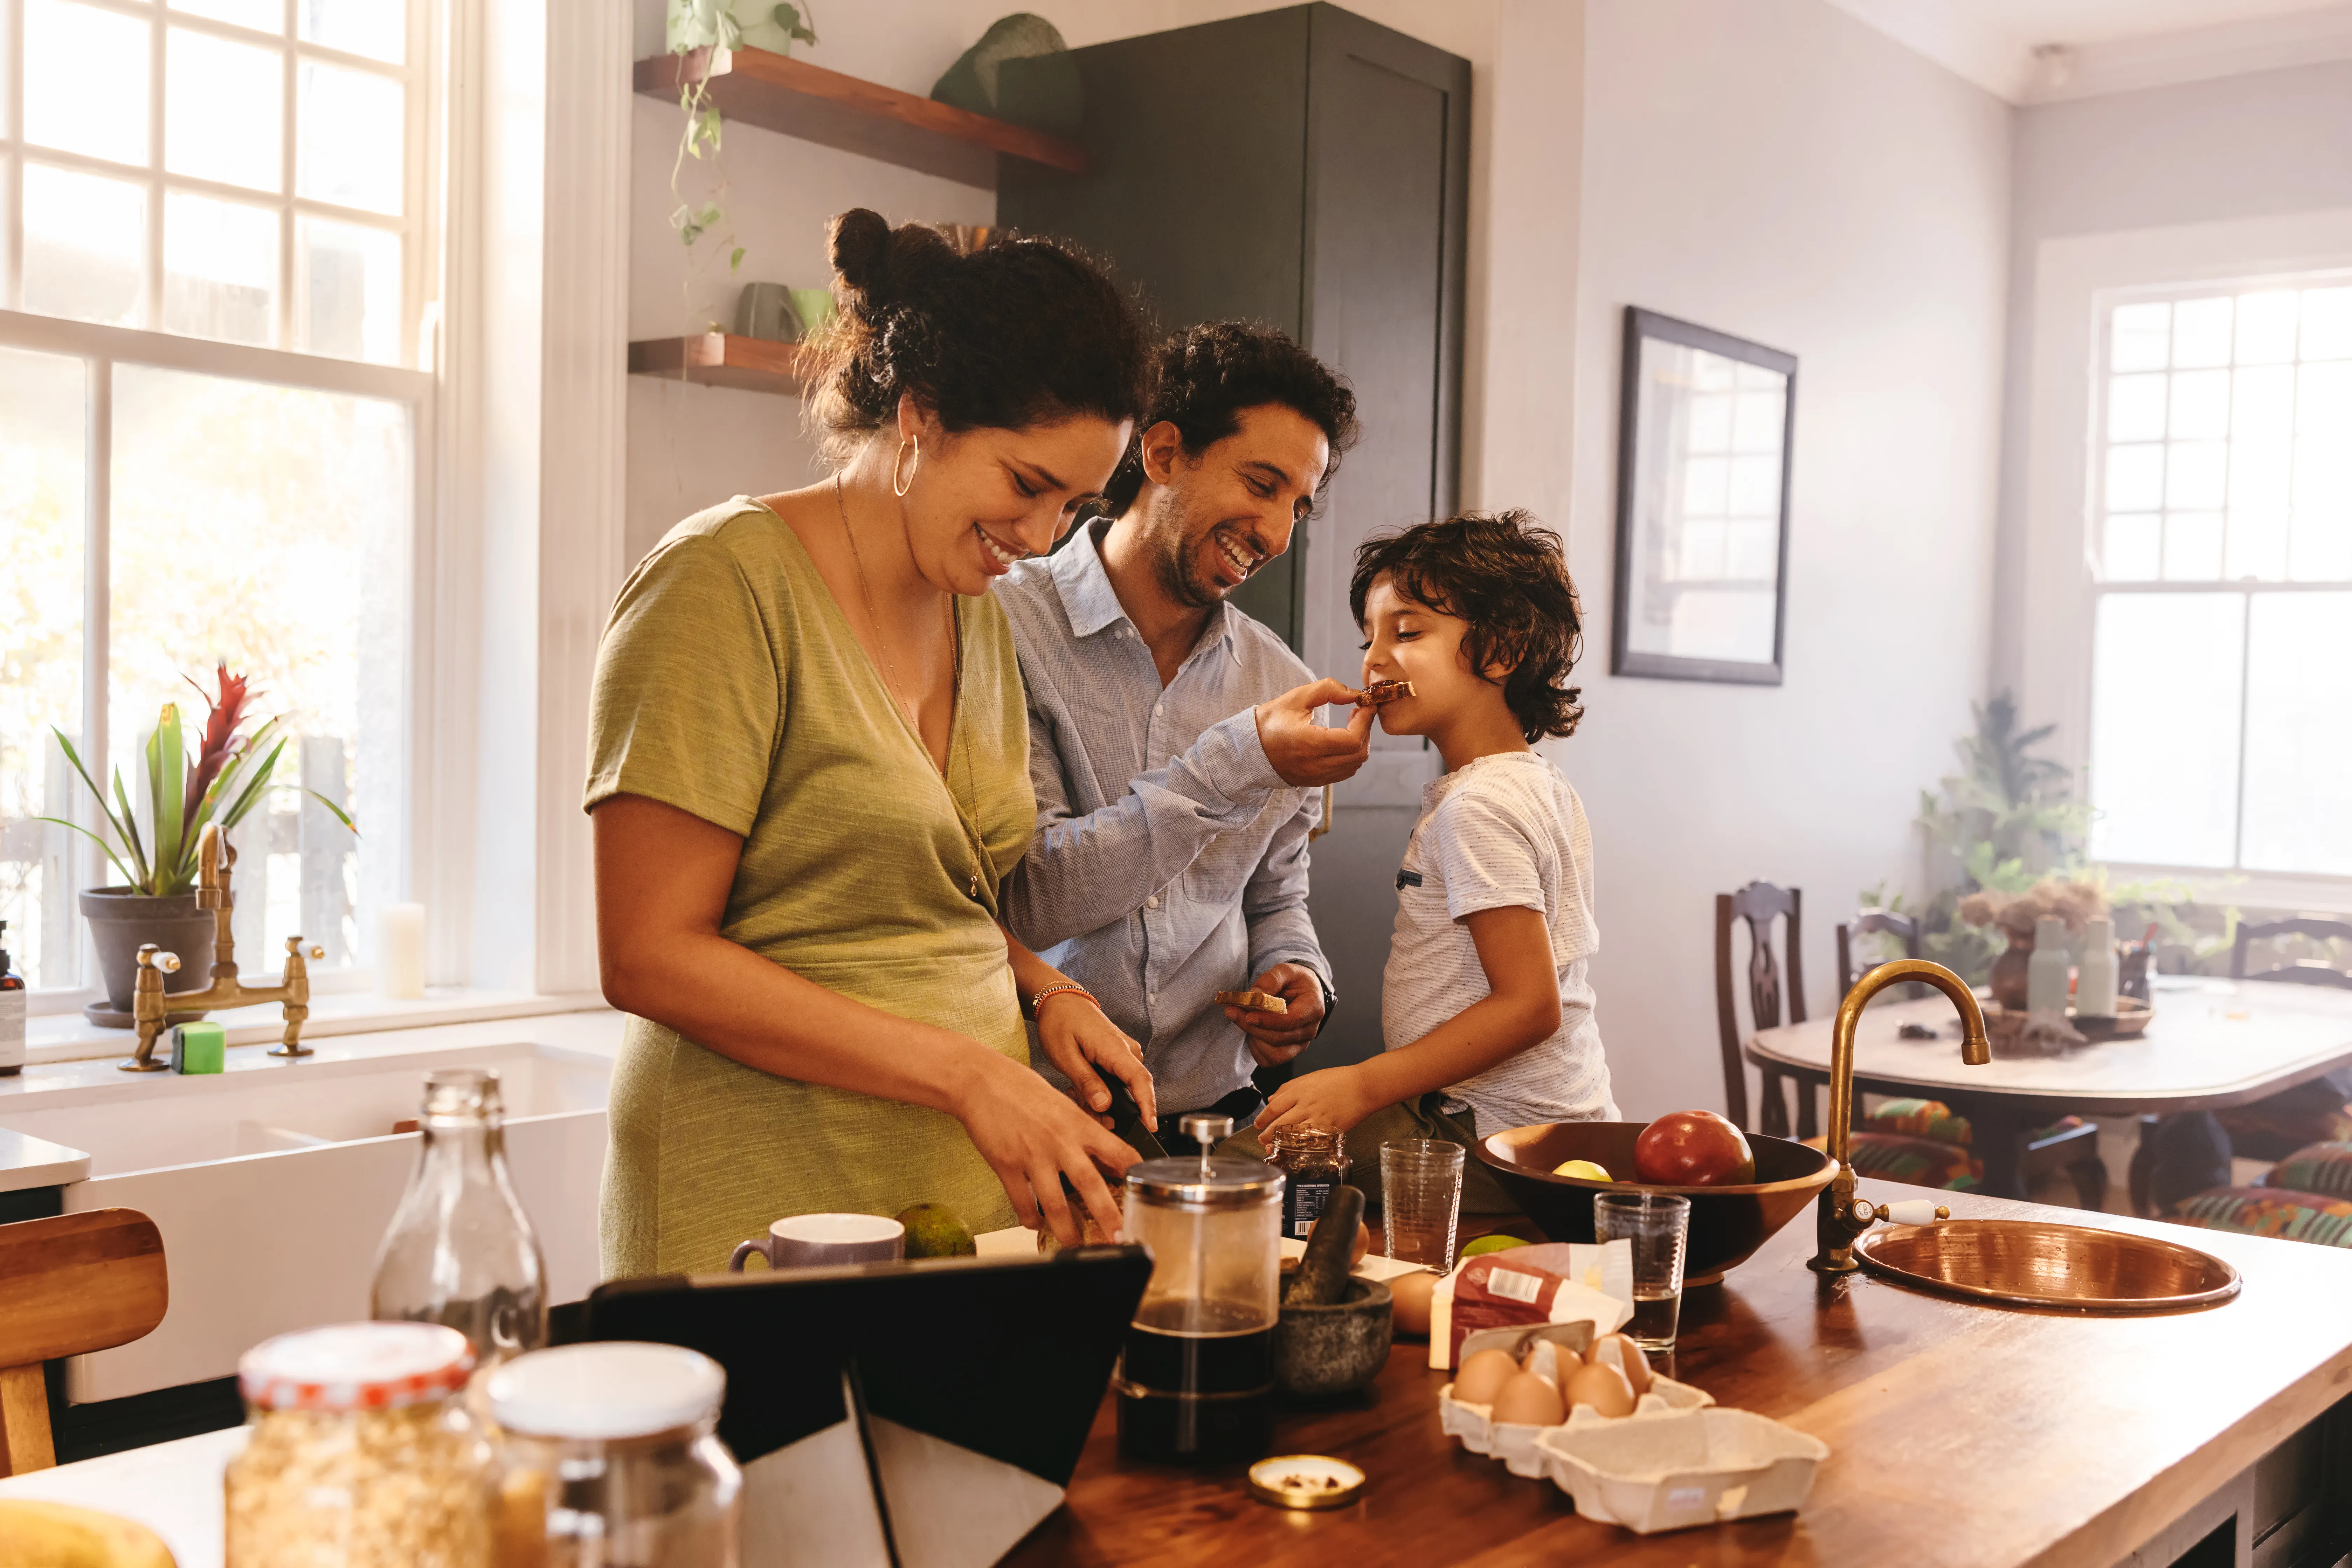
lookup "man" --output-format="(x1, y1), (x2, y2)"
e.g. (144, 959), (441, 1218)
(998, 322), (1369, 1149)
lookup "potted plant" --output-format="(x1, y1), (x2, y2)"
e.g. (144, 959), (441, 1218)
(39, 666), (355, 1027)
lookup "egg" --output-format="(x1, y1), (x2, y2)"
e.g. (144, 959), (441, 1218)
(1451, 1348), (1520, 1406)
(1389, 1269), (1438, 1337)
(1489, 1371), (1567, 1427)
(1520, 1338), (1580, 1385)
(1564, 1361), (1636, 1418)
(1592, 1333), (1653, 1398)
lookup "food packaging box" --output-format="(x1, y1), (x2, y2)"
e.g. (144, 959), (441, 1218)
(1430, 1242), (1635, 1369)
(1535, 1406), (1828, 1534)
(1438, 1324), (1714, 1478)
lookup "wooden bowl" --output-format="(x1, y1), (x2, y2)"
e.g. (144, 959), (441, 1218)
(1475, 1123), (1837, 1285)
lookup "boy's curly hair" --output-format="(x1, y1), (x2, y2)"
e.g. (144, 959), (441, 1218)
(1348, 510), (1586, 742)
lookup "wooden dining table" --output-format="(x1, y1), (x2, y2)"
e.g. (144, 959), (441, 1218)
(1745, 976), (2352, 1199)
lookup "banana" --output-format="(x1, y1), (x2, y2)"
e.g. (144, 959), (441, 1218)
(0, 1500), (176, 1568)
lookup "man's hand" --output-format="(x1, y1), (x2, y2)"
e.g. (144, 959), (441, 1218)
(1254, 1063), (1383, 1137)
(1255, 678), (1375, 788)
(1224, 962), (1324, 1067)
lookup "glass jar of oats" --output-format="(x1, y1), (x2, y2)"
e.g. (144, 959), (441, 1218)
(226, 1321), (494, 1568)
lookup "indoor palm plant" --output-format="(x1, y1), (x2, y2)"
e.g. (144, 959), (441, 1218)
(40, 665), (355, 1024)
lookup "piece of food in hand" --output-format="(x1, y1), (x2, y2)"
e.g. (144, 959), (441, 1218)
(1356, 679), (1417, 705)
(895, 1202), (976, 1258)
(1592, 1332), (1653, 1397)
(1451, 1347), (1520, 1405)
(1459, 1234), (1529, 1259)
(1389, 1269), (1438, 1336)
(1565, 1360), (1636, 1418)
(1216, 988), (1288, 1014)
(1632, 1108), (1757, 1185)
(1551, 1159), (1613, 1181)
(1490, 1370), (1568, 1427)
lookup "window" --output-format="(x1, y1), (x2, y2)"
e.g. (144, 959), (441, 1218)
(2085, 281), (2352, 878)
(1, 0), (434, 1002)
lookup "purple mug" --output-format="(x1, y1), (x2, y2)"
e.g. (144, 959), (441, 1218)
(728, 1213), (905, 1272)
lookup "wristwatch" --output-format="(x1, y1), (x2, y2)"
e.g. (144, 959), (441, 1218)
(1312, 969), (1336, 1040)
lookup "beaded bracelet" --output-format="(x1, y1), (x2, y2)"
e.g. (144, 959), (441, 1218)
(1026, 981), (1100, 1022)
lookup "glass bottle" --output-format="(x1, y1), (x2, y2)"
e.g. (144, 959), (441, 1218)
(487, 1342), (742, 1567)
(1264, 1125), (1347, 1242)
(371, 1067), (548, 1366)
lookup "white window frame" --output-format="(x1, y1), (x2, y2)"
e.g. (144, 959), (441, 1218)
(2019, 207), (2352, 916)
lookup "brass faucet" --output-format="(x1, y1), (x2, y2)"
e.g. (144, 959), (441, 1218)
(1808, 959), (1991, 1274)
(123, 823), (325, 1072)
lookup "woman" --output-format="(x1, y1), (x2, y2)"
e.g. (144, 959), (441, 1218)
(587, 210), (1158, 1277)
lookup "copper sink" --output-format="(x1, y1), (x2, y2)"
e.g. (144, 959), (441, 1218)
(1853, 1219), (2241, 1312)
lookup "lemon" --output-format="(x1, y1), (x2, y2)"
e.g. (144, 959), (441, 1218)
(1551, 1159), (1613, 1182)
(1459, 1234), (1530, 1259)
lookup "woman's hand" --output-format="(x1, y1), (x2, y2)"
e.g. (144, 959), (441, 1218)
(954, 1048), (1139, 1247)
(1035, 992), (1158, 1128)
(1255, 1063), (1383, 1138)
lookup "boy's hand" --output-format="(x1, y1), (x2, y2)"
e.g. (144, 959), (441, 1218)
(1225, 962), (1323, 1065)
(1255, 1063), (1382, 1137)
(1255, 679), (1375, 787)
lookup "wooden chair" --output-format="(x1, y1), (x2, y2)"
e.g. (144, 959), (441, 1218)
(1715, 882), (1810, 1138)
(1835, 909), (1920, 996)
(0, 1209), (169, 1476)
(2231, 918), (2352, 990)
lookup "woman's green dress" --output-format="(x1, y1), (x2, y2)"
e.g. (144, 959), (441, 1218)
(584, 497), (1033, 1277)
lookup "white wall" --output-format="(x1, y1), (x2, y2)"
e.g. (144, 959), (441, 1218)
(1561, 0), (2009, 1119)
(1991, 60), (2352, 697)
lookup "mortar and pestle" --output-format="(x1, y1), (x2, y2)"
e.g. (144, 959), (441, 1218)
(1273, 1184), (1391, 1399)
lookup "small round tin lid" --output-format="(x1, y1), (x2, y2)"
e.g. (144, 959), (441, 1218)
(1248, 1454), (1366, 1510)
(1125, 1154), (1284, 1207)
(239, 1321), (473, 1411)
(486, 1342), (725, 1439)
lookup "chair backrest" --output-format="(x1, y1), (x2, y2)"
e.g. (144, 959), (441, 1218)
(2231, 917), (2352, 991)
(1714, 882), (1805, 1133)
(0, 1209), (168, 1477)
(1838, 909), (1923, 998)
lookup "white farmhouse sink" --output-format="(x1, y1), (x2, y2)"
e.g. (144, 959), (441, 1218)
(0, 1033), (613, 1403)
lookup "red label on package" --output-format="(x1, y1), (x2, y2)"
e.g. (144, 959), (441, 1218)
(1447, 1256), (1570, 1365)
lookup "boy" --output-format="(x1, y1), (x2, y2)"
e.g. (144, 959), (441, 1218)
(1254, 511), (1611, 1210)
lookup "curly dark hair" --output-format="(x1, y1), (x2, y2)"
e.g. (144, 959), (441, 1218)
(1101, 322), (1359, 514)
(1348, 510), (1586, 741)
(804, 210), (1153, 462)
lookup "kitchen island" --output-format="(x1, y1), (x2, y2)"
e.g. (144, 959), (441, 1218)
(1009, 1183), (2352, 1568)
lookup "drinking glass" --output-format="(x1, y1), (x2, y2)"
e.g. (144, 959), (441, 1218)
(1380, 1140), (1465, 1269)
(1593, 1191), (1690, 1351)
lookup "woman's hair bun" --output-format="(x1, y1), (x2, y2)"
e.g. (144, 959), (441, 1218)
(828, 208), (893, 297)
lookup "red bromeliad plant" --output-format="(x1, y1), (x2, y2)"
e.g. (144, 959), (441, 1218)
(39, 663), (356, 898)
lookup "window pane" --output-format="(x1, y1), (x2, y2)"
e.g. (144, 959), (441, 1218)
(2230, 437), (2291, 514)
(302, 0), (405, 63)
(296, 218), (402, 364)
(2226, 510), (2288, 583)
(2290, 510), (2352, 580)
(2107, 444), (2164, 512)
(166, 27), (284, 192)
(2103, 515), (2160, 582)
(298, 62), (404, 215)
(2303, 287), (2352, 361)
(25, 0), (149, 166)
(2297, 441), (2352, 516)
(2112, 302), (2169, 372)
(2108, 374), (2166, 443)
(2240, 593), (2352, 875)
(2164, 513), (2223, 580)
(0, 348), (88, 991)
(2173, 297), (2234, 369)
(2165, 441), (2226, 511)
(2232, 365), (2294, 445)
(2088, 592), (2243, 868)
(2300, 361), (2352, 435)
(163, 193), (279, 347)
(2234, 291), (2299, 365)
(173, 0), (283, 30)
(110, 366), (410, 973)
(2168, 370), (2229, 440)
(23, 164), (145, 327)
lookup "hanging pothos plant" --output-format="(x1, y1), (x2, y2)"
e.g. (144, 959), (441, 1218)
(665, 1), (819, 318)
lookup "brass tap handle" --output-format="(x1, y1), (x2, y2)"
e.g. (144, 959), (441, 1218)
(1869, 1202), (1952, 1224)
(152, 950), (182, 974)
(122, 945), (179, 1072)
(269, 934), (316, 1060)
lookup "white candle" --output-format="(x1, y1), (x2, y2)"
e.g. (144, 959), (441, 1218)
(378, 903), (426, 999)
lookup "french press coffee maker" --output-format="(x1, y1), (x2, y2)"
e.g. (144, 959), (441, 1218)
(1115, 1114), (1285, 1462)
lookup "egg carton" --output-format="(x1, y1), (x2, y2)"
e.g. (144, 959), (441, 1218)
(1439, 1374), (1714, 1478)
(1535, 1406), (1829, 1534)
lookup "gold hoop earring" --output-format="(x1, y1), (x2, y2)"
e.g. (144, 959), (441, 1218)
(892, 436), (920, 499)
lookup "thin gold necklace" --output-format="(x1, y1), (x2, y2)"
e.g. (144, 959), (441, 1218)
(835, 474), (990, 903)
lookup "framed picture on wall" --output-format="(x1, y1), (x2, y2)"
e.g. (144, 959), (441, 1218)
(1611, 306), (1797, 684)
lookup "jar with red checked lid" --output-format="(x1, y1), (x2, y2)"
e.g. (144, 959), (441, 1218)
(225, 1320), (495, 1568)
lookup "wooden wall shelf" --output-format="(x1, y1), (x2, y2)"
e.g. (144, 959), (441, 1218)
(633, 47), (1086, 190)
(629, 334), (814, 395)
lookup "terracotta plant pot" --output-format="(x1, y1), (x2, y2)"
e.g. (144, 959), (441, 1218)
(1988, 931), (2034, 1011)
(79, 888), (215, 1029)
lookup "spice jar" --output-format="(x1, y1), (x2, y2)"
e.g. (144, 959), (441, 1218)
(485, 1342), (742, 1566)
(1265, 1125), (1348, 1241)
(226, 1321), (494, 1568)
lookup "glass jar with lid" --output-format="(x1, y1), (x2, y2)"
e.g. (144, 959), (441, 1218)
(225, 1321), (494, 1568)
(1117, 1113), (1284, 1462)
(485, 1341), (743, 1567)
(1263, 1125), (1348, 1241)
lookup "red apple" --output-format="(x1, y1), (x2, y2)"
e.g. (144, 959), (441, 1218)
(1633, 1110), (1756, 1186)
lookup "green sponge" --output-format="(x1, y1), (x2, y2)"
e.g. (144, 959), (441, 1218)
(169, 1022), (225, 1074)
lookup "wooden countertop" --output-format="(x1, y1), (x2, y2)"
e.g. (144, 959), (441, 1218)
(1006, 1184), (2352, 1568)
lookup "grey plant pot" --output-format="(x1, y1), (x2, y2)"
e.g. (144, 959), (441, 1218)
(80, 888), (216, 1027)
